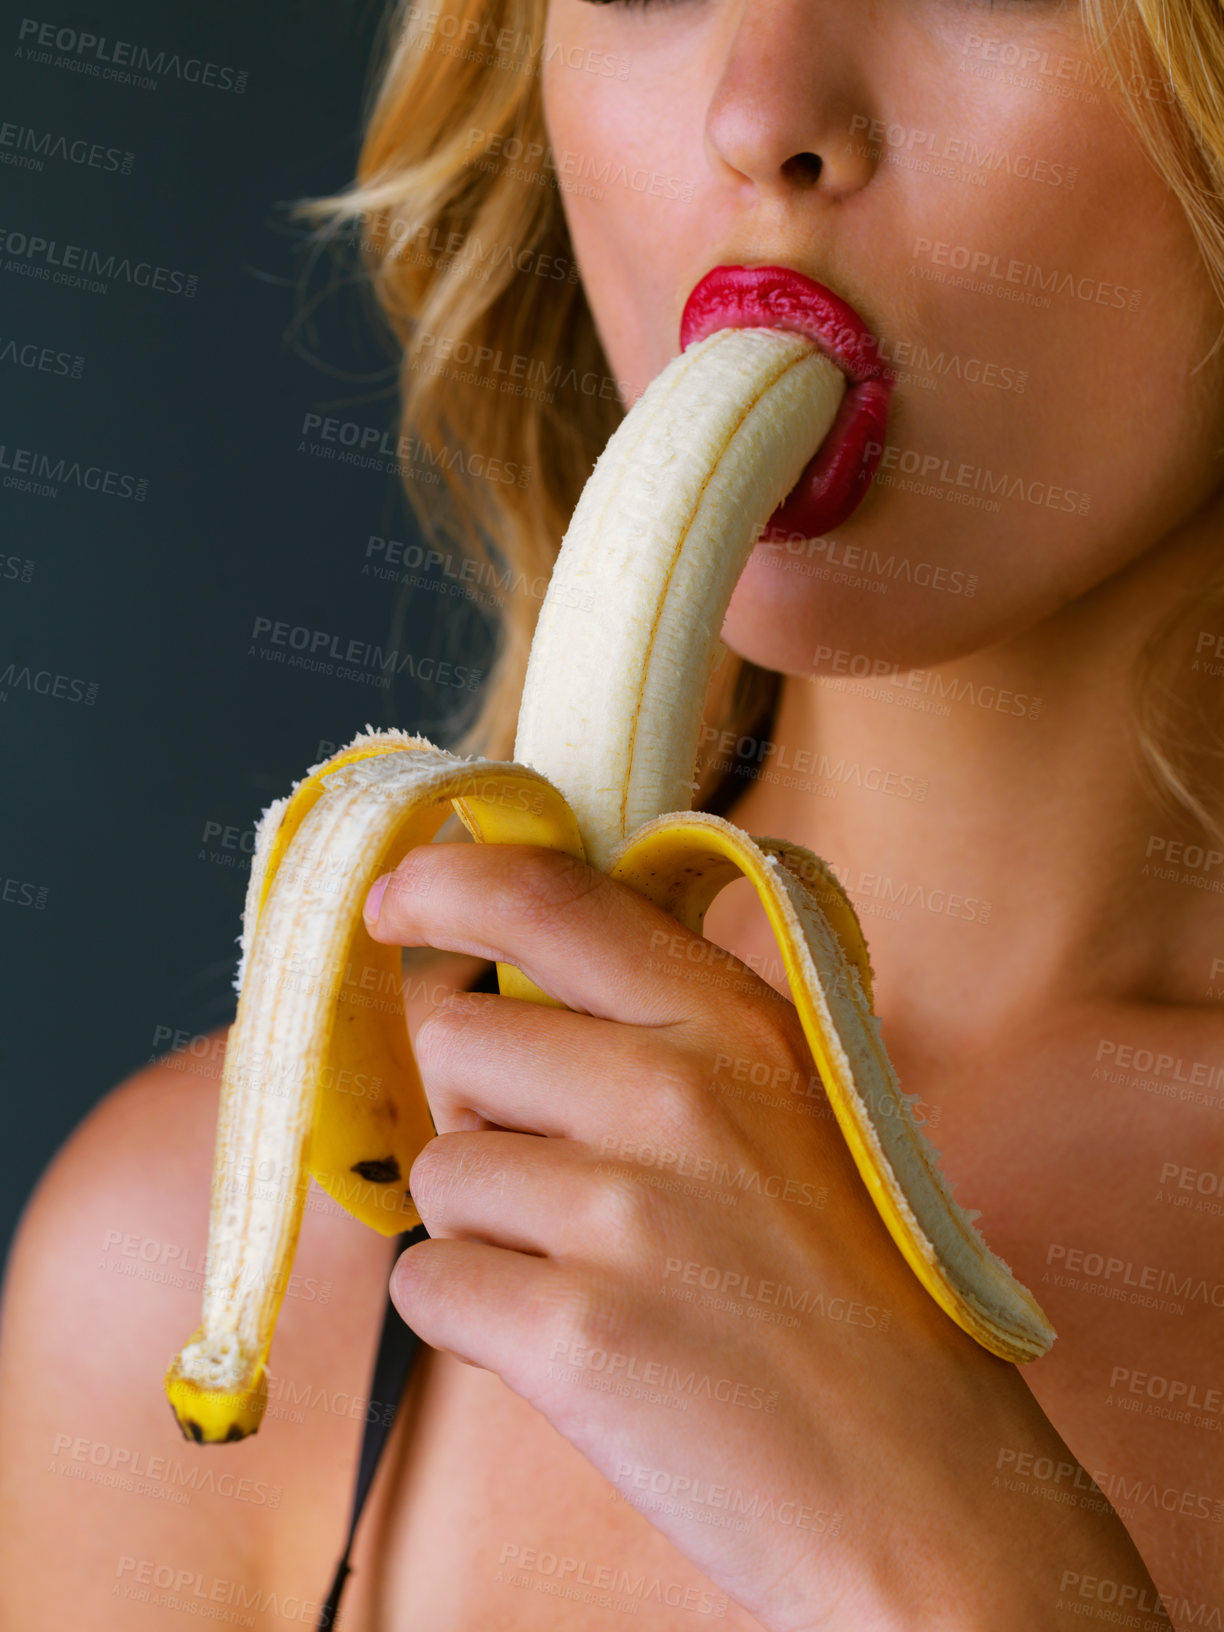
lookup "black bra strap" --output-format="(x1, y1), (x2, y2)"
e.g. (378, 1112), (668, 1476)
(315, 960), (499, 1630)
(315, 1221), (428, 1630)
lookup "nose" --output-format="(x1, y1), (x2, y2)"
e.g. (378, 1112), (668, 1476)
(703, 0), (877, 204)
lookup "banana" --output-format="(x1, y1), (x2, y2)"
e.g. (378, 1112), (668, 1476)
(165, 327), (1054, 1445)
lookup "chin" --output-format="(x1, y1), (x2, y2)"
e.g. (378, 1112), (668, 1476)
(719, 534), (1004, 680)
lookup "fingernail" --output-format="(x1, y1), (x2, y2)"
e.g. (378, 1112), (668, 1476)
(363, 873), (391, 926)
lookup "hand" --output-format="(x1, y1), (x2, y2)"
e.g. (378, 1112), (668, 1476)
(363, 843), (1166, 1632)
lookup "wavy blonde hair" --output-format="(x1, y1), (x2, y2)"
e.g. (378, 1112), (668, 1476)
(301, 0), (1224, 841)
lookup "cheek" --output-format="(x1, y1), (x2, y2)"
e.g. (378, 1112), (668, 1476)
(728, 161), (1224, 672)
(540, 31), (706, 392)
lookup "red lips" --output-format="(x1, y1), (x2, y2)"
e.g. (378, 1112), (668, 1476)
(679, 265), (894, 540)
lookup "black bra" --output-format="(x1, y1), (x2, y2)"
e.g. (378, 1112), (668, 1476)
(315, 960), (500, 1630)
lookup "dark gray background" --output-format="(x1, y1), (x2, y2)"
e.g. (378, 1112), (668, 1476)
(0, 0), (493, 1266)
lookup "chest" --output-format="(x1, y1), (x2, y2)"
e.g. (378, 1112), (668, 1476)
(347, 1008), (1224, 1627)
(352, 1345), (770, 1630)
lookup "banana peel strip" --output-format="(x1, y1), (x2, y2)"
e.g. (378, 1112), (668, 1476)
(166, 732), (1054, 1444)
(165, 733), (581, 1442)
(609, 811), (1055, 1366)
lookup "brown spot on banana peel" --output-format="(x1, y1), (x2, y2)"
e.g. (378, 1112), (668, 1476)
(175, 1412), (204, 1444)
(351, 1156), (401, 1183)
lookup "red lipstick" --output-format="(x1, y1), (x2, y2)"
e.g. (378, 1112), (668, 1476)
(680, 265), (894, 540)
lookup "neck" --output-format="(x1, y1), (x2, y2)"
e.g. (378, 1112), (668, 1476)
(708, 495), (1224, 1056)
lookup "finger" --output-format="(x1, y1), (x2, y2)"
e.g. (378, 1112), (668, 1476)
(414, 990), (704, 1143)
(409, 1129), (600, 1257)
(363, 842), (770, 1026)
(412, 1003), (839, 1238)
(390, 1234), (576, 1381)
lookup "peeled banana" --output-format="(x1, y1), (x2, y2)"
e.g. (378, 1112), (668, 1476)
(165, 327), (1054, 1446)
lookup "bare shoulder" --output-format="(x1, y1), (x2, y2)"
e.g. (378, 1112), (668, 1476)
(0, 950), (487, 1628)
(929, 998), (1224, 1610)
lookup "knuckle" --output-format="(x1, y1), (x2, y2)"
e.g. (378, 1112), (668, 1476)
(762, 1003), (814, 1079)
(411, 1132), (507, 1209)
(722, 991), (811, 1084)
(585, 1168), (652, 1257)
(409, 1008), (450, 1075)
(407, 1134), (449, 1205)
(412, 992), (487, 1073)
(561, 1271), (636, 1356)
(393, 1236), (441, 1301)
(381, 849), (434, 919)
(500, 848), (601, 935)
(524, 1266), (590, 1355)
(647, 1053), (713, 1140)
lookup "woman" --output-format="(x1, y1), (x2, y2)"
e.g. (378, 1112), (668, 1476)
(2, 0), (1221, 1626)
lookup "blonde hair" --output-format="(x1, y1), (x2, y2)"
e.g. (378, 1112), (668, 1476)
(1082, 0), (1224, 838)
(301, 0), (1224, 840)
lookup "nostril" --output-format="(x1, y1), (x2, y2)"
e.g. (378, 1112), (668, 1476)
(782, 150), (823, 186)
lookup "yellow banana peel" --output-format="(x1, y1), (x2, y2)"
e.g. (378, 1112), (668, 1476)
(165, 328), (1054, 1445)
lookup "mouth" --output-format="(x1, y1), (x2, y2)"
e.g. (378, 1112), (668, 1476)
(680, 264), (894, 541)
